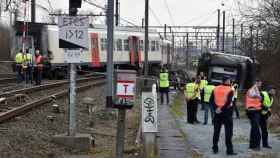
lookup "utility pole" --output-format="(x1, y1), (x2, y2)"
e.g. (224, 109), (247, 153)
(172, 33), (175, 68)
(256, 28), (259, 54)
(217, 9), (220, 51)
(164, 24), (167, 39)
(250, 25), (253, 59)
(232, 18), (235, 54)
(186, 33), (189, 69)
(240, 23), (243, 51)
(144, 0), (149, 76)
(222, 10), (225, 52)
(200, 36), (203, 54)
(31, 0), (36, 23)
(68, 0), (79, 137)
(115, 0), (119, 26)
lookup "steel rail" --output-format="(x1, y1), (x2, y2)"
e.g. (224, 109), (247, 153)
(0, 79), (106, 123)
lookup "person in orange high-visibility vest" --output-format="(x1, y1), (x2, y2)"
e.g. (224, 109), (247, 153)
(210, 76), (237, 155)
(34, 49), (43, 85)
(246, 79), (263, 151)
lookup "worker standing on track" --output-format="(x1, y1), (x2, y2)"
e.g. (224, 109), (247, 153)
(232, 82), (240, 119)
(15, 50), (24, 84)
(259, 86), (275, 149)
(34, 49), (43, 85)
(159, 66), (170, 105)
(185, 77), (199, 124)
(199, 76), (208, 110)
(245, 79), (263, 151)
(211, 76), (237, 155)
(201, 82), (215, 125)
(24, 49), (33, 84)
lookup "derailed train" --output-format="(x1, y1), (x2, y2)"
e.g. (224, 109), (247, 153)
(13, 22), (171, 78)
(197, 51), (259, 90)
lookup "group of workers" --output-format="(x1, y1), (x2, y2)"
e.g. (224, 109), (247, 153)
(159, 67), (276, 155)
(15, 48), (43, 85)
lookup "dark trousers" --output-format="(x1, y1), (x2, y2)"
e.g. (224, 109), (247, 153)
(247, 110), (261, 148)
(232, 98), (240, 118)
(34, 68), (42, 85)
(204, 102), (214, 124)
(212, 111), (234, 153)
(187, 99), (198, 124)
(160, 88), (169, 105)
(25, 65), (33, 84)
(16, 64), (23, 83)
(194, 99), (199, 122)
(260, 114), (269, 146)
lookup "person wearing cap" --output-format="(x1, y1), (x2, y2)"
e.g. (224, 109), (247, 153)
(259, 86), (275, 149)
(210, 76), (237, 155)
(245, 79), (263, 150)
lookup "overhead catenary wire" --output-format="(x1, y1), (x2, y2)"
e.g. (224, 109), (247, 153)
(83, 0), (138, 26)
(149, 6), (162, 26)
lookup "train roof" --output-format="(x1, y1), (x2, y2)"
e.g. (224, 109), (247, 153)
(201, 51), (254, 67)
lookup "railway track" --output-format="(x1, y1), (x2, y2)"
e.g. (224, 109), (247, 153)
(0, 76), (106, 123)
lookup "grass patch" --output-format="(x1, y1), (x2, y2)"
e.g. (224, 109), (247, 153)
(170, 92), (185, 118)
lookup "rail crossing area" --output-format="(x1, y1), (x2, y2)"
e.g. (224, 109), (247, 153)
(1, 0), (280, 158)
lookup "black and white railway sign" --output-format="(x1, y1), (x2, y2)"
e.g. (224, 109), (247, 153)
(58, 16), (89, 49)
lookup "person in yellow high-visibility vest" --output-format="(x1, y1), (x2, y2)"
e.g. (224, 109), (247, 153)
(159, 66), (170, 105)
(199, 75), (208, 110)
(201, 82), (215, 125)
(185, 77), (200, 124)
(259, 86), (275, 149)
(15, 50), (24, 83)
(23, 49), (33, 84)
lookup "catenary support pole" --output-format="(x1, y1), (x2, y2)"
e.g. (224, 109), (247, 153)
(222, 10), (225, 52)
(232, 18), (235, 54)
(144, 0), (149, 76)
(31, 0), (36, 23)
(217, 9), (220, 51)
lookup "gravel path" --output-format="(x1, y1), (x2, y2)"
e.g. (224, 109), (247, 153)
(176, 104), (280, 158)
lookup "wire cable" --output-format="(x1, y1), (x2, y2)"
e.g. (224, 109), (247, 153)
(149, 6), (163, 26)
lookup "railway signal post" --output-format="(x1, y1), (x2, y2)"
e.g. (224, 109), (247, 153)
(53, 1), (93, 151)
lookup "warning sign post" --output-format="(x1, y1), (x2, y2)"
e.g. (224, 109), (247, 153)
(113, 70), (137, 109)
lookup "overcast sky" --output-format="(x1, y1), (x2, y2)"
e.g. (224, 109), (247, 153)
(0, 0), (254, 30)
(44, 0), (247, 27)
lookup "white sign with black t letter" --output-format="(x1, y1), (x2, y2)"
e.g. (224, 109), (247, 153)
(142, 91), (158, 133)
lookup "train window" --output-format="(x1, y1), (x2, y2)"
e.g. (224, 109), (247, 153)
(117, 39), (123, 51)
(151, 40), (156, 51)
(101, 38), (107, 51)
(124, 39), (129, 51)
(139, 40), (144, 51)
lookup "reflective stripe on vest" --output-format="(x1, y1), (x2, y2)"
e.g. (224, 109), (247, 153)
(245, 87), (262, 110)
(24, 53), (32, 64)
(204, 85), (215, 103)
(159, 72), (169, 88)
(185, 83), (197, 99)
(213, 85), (232, 109)
(261, 91), (273, 108)
(200, 80), (208, 90)
(15, 53), (23, 64)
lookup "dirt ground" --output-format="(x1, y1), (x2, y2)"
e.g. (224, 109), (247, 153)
(0, 85), (142, 158)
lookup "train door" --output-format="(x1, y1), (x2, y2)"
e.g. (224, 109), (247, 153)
(128, 36), (142, 67)
(91, 33), (101, 67)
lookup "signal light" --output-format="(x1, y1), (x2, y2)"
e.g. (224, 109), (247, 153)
(69, 0), (82, 8)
